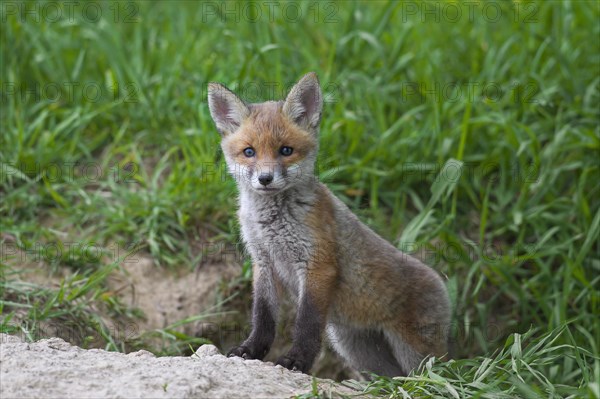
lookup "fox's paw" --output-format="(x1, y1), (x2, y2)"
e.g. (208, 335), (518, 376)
(276, 355), (308, 373)
(227, 344), (268, 360)
(227, 345), (253, 359)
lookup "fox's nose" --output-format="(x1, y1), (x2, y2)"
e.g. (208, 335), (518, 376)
(258, 173), (274, 186)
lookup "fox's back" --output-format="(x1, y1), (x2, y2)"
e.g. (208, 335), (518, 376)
(319, 186), (450, 329)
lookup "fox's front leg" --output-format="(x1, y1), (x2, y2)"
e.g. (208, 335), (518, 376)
(276, 261), (338, 373)
(228, 264), (278, 360)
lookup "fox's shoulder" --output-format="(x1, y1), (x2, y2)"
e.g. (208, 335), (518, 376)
(311, 182), (361, 227)
(305, 182), (365, 243)
(305, 183), (337, 235)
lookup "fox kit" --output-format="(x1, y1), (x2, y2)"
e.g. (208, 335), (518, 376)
(207, 73), (450, 376)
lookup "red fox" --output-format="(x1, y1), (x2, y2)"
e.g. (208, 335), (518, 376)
(207, 73), (450, 376)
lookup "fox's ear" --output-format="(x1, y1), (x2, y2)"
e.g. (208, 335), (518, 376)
(207, 83), (249, 135)
(283, 72), (323, 132)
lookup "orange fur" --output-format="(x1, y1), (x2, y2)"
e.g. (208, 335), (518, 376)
(304, 185), (339, 315)
(222, 103), (317, 169)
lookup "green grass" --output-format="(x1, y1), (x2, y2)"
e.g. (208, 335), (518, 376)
(361, 327), (598, 398)
(1, 0), (599, 396)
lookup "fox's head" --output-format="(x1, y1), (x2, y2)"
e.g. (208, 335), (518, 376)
(207, 73), (322, 195)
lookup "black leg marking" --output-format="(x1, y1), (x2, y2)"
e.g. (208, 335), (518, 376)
(276, 293), (323, 373)
(228, 267), (277, 361)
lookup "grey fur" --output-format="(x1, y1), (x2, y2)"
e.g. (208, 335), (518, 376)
(326, 324), (404, 376)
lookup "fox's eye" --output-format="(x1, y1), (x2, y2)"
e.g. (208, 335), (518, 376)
(280, 146), (293, 156)
(243, 147), (255, 157)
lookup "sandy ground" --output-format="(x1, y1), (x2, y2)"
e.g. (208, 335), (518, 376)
(0, 333), (360, 398)
(6, 250), (241, 346)
(6, 249), (352, 380)
(106, 255), (239, 334)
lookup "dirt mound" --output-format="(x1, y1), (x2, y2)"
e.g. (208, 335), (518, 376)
(0, 334), (360, 398)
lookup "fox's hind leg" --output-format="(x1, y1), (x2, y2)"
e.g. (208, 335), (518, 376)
(383, 320), (449, 375)
(382, 330), (427, 374)
(326, 324), (405, 377)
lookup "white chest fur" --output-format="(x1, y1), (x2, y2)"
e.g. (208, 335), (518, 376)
(238, 187), (316, 297)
